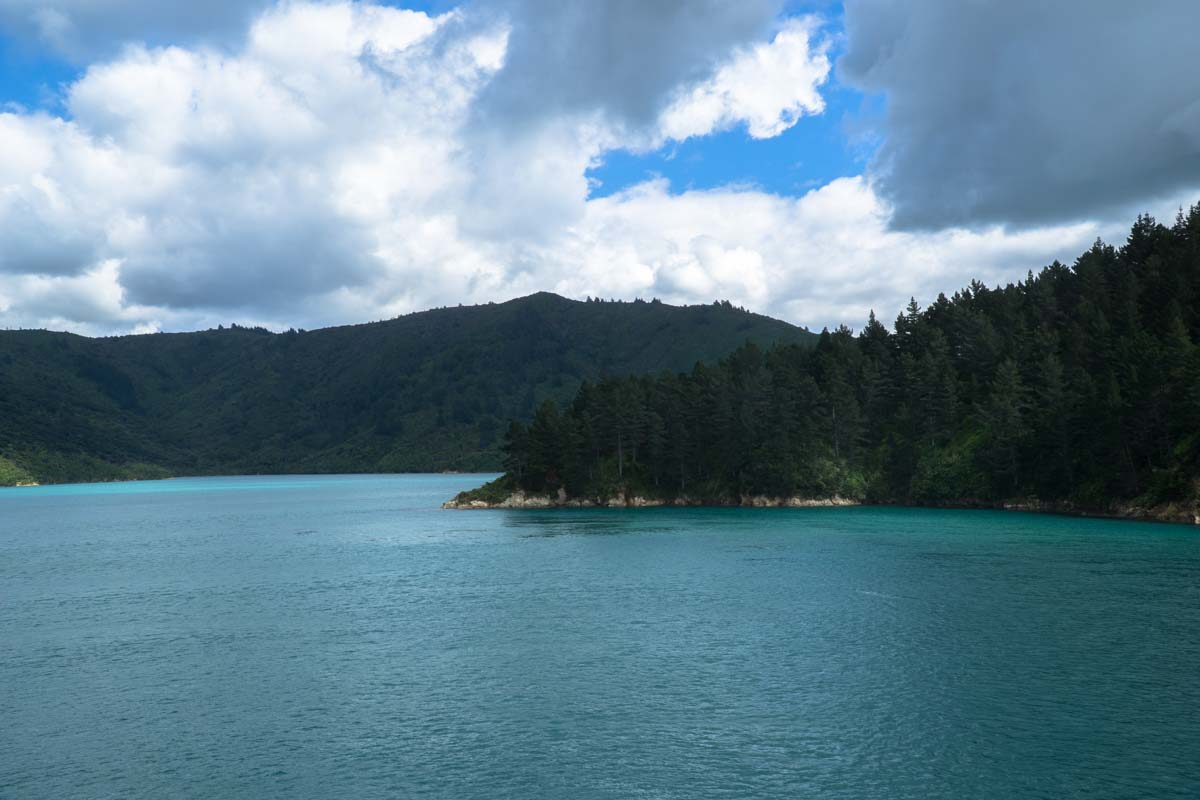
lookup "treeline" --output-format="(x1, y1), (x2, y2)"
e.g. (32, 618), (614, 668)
(499, 208), (1200, 507)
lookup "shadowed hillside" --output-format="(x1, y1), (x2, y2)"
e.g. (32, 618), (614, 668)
(0, 293), (813, 483)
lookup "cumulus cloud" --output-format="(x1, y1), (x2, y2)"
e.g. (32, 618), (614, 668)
(534, 176), (1110, 328)
(0, 0), (1179, 337)
(459, 9), (833, 247)
(660, 17), (829, 141)
(0, 256), (198, 337)
(473, 0), (781, 132)
(0, 2), (507, 321)
(455, 0), (807, 242)
(839, 0), (1200, 229)
(0, 113), (111, 276)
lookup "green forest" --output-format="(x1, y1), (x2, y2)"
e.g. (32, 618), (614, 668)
(0, 293), (810, 484)
(481, 208), (1200, 512)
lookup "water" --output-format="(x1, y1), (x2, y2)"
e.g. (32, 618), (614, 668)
(2, 474), (1198, 799)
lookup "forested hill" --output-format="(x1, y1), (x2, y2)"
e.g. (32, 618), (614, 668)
(473, 208), (1200, 519)
(0, 293), (813, 484)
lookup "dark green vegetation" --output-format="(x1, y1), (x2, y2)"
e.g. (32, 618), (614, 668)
(0, 293), (812, 484)
(487, 208), (1200, 512)
(0, 455), (36, 486)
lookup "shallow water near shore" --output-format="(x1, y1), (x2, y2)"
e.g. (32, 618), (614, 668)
(3, 474), (1199, 799)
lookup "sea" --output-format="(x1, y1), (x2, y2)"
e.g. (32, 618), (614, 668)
(2, 474), (1198, 799)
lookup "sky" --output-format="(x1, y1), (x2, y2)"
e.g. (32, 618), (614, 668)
(0, 0), (1197, 335)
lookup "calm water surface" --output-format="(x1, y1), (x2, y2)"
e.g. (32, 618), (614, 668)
(2, 474), (1198, 799)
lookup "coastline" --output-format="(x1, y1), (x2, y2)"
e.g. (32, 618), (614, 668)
(0, 470), (500, 490)
(442, 488), (861, 510)
(938, 498), (1200, 527)
(443, 489), (1200, 526)
(6, 470), (1194, 526)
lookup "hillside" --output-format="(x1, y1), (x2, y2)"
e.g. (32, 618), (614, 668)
(0, 293), (813, 484)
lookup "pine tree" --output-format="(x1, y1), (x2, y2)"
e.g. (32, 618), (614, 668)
(977, 359), (1029, 497)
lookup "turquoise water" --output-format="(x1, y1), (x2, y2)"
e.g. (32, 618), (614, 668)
(2, 474), (1198, 799)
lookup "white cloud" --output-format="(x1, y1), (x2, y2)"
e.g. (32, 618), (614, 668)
(0, 1), (1171, 337)
(536, 176), (1108, 328)
(0, 259), (162, 334)
(0, 2), (505, 321)
(659, 17), (830, 141)
(0, 113), (115, 277)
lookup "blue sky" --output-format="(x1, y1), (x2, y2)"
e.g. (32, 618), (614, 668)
(0, 34), (76, 109)
(582, 2), (876, 200)
(588, 66), (873, 200)
(587, 6), (876, 200)
(0, 1), (1195, 335)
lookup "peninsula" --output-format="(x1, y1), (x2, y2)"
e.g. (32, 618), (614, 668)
(447, 208), (1200, 525)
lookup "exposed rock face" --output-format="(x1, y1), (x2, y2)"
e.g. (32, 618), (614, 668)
(739, 495), (859, 508)
(1101, 502), (1200, 526)
(442, 490), (556, 509)
(944, 497), (1200, 525)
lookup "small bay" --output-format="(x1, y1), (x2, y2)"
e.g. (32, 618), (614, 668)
(2, 474), (1198, 799)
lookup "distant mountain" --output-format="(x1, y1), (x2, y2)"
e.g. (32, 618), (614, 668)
(0, 293), (814, 483)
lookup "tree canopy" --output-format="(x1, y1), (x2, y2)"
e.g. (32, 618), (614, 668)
(497, 207), (1200, 509)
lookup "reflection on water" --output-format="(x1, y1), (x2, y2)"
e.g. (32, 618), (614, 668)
(501, 509), (674, 538)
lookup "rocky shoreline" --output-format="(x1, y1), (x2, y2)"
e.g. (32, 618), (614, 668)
(442, 488), (860, 510)
(444, 489), (1199, 525)
(975, 498), (1200, 526)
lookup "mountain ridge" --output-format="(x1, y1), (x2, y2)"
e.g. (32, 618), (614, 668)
(0, 292), (814, 484)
